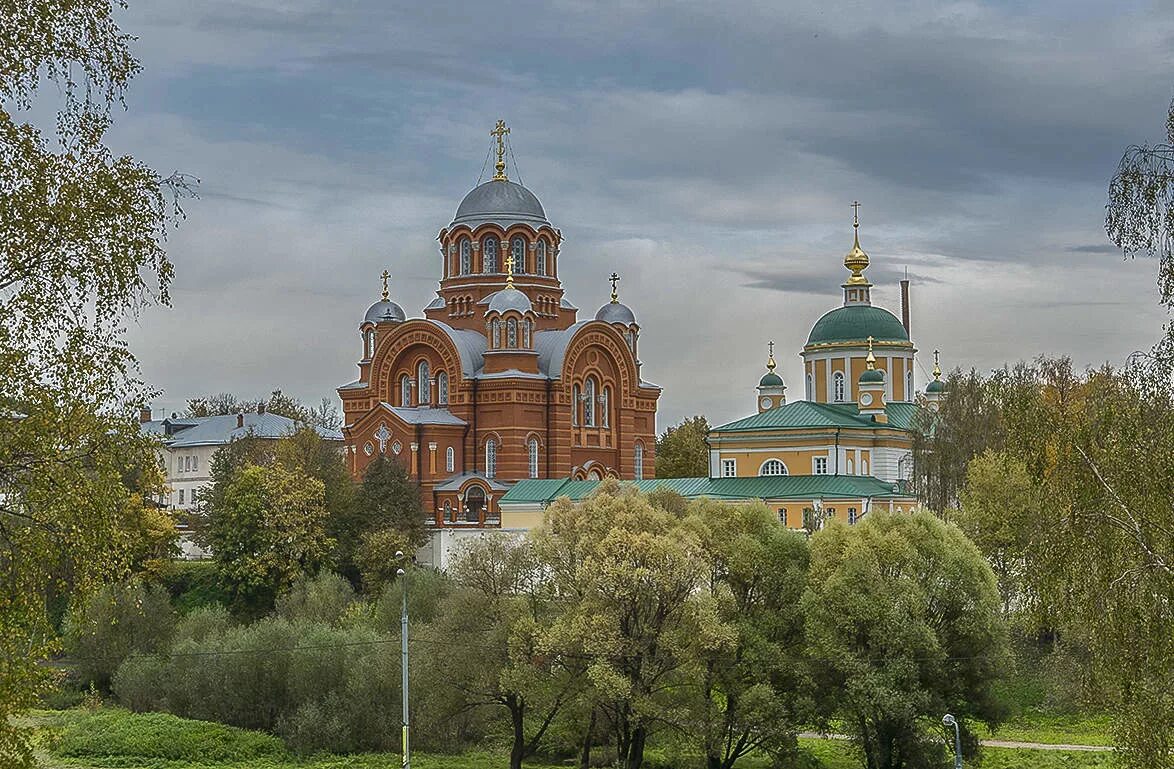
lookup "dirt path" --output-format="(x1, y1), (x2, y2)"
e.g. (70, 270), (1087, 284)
(798, 732), (1114, 752)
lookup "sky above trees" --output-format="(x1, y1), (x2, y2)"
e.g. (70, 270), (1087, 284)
(102, 0), (1174, 427)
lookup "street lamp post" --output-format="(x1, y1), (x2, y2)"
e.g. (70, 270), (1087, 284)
(942, 714), (962, 769)
(397, 550), (410, 769)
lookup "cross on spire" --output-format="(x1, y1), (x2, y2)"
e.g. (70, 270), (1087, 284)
(380, 269), (390, 302)
(609, 272), (620, 303)
(491, 120), (510, 181)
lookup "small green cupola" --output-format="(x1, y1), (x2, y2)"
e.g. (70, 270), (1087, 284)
(756, 341), (786, 413)
(857, 336), (888, 422)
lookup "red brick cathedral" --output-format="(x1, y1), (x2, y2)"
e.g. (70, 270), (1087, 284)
(338, 123), (660, 525)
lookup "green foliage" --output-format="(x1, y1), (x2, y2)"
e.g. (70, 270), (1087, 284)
(51, 707), (288, 763)
(655, 415), (710, 478)
(62, 580), (176, 690)
(274, 572), (356, 627)
(802, 510), (1010, 769)
(205, 462), (333, 614)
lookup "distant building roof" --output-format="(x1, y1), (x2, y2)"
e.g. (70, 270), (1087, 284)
(141, 412), (343, 448)
(500, 475), (908, 506)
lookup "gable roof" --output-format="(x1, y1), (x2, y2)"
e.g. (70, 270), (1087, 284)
(710, 400), (919, 434)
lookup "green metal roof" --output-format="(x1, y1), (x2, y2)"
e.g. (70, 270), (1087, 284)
(710, 400), (919, 434)
(500, 475), (907, 506)
(806, 305), (909, 346)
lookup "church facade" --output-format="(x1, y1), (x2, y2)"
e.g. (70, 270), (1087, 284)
(337, 123), (661, 534)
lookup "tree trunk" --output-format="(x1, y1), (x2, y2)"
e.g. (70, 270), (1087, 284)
(578, 708), (596, 769)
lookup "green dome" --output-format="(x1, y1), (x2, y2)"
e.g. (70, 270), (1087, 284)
(759, 371), (785, 387)
(926, 379), (945, 393)
(806, 305), (910, 346)
(859, 368), (886, 384)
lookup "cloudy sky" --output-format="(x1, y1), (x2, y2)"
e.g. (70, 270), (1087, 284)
(110, 0), (1174, 429)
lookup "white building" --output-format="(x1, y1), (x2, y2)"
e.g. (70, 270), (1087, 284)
(139, 406), (343, 558)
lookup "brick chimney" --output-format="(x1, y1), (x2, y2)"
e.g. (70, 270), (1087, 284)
(900, 268), (911, 334)
(236, 412), (245, 429)
(139, 405), (152, 423)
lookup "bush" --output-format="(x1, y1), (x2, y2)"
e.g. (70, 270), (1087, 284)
(53, 707), (288, 763)
(275, 572), (356, 626)
(63, 579), (177, 689)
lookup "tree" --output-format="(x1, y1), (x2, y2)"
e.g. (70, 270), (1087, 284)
(802, 511), (1009, 769)
(425, 534), (574, 769)
(655, 415), (710, 478)
(205, 462), (333, 614)
(533, 480), (704, 769)
(344, 456), (426, 588)
(1106, 94), (1174, 314)
(683, 499), (813, 769)
(1, 2), (184, 763)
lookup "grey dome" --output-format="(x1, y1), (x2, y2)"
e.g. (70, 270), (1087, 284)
(487, 287), (533, 315)
(363, 299), (405, 325)
(453, 180), (548, 227)
(595, 301), (636, 325)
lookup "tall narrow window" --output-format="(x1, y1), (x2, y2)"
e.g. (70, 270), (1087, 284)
(417, 361), (430, 405)
(460, 239), (471, 275)
(400, 375), (411, 407)
(572, 385), (580, 425)
(507, 318), (518, 348)
(485, 438), (497, 479)
(446, 446), (455, 473)
(584, 378), (597, 426)
(438, 371), (449, 405)
(634, 442), (644, 480)
(536, 240), (546, 276)
(483, 236), (498, 273)
(512, 237), (526, 274)
(833, 371), (845, 402)
(602, 386), (610, 427)
(528, 438), (539, 478)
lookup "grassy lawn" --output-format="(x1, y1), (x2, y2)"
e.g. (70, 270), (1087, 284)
(30, 707), (1117, 769)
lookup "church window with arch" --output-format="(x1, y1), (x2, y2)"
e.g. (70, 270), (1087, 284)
(536, 240), (546, 276)
(485, 438), (497, 478)
(833, 371), (845, 402)
(437, 371), (449, 405)
(759, 459), (788, 476)
(460, 239), (471, 275)
(417, 360), (430, 404)
(512, 237), (526, 273)
(634, 442), (645, 480)
(584, 377), (597, 427)
(507, 318), (517, 348)
(400, 374), (411, 407)
(528, 438), (539, 478)
(483, 236), (498, 272)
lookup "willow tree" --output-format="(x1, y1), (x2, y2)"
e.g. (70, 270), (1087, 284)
(0, 2), (185, 764)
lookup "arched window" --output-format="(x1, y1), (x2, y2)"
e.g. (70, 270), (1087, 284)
(483, 236), (498, 273)
(572, 385), (580, 425)
(906, 370), (913, 402)
(491, 319), (501, 348)
(400, 374), (411, 407)
(512, 237), (526, 274)
(806, 373), (814, 401)
(364, 329), (375, 359)
(485, 438), (497, 478)
(536, 240), (546, 276)
(460, 239), (471, 275)
(584, 378), (597, 427)
(446, 445), (455, 473)
(417, 360), (430, 405)
(507, 318), (517, 348)
(437, 371), (449, 405)
(602, 386), (610, 427)
(759, 459), (788, 476)
(833, 371), (845, 402)
(634, 442), (644, 480)
(523, 320), (532, 348)
(528, 438), (539, 478)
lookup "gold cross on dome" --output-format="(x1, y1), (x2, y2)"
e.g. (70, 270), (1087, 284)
(380, 269), (390, 301)
(491, 120), (510, 181)
(609, 272), (620, 303)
